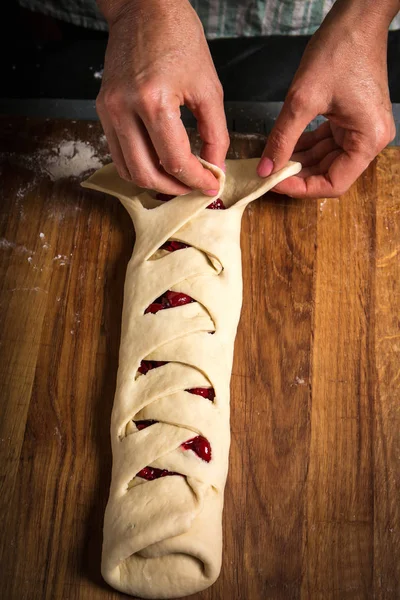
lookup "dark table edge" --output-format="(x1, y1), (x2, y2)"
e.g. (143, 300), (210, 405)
(1, 99), (400, 145)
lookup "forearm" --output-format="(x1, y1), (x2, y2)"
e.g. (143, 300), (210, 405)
(97, 0), (187, 24)
(97, 0), (132, 23)
(328, 0), (400, 33)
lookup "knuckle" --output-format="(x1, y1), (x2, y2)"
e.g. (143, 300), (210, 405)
(214, 81), (224, 101)
(161, 157), (185, 176)
(134, 82), (162, 116)
(95, 93), (105, 116)
(286, 87), (315, 116)
(389, 123), (396, 143)
(99, 87), (125, 122)
(221, 129), (231, 150)
(375, 119), (395, 150)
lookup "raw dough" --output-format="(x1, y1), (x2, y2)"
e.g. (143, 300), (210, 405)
(82, 158), (301, 599)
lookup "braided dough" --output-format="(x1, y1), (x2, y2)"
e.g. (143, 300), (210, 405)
(82, 158), (301, 599)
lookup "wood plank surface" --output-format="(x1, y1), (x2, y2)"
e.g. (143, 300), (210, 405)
(0, 117), (399, 600)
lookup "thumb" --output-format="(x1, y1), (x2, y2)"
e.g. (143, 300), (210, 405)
(257, 90), (317, 177)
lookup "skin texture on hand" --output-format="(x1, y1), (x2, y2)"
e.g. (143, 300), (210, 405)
(258, 0), (398, 198)
(96, 0), (229, 195)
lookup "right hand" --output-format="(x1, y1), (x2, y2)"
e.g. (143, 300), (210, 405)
(96, 0), (229, 195)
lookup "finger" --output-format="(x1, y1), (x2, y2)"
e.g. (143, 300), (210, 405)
(270, 175), (308, 197)
(139, 100), (220, 194)
(293, 120), (332, 152)
(292, 137), (340, 168)
(97, 105), (131, 181)
(294, 149), (341, 179)
(321, 149), (371, 195)
(189, 91), (230, 169)
(273, 150), (370, 198)
(115, 113), (192, 195)
(257, 89), (318, 177)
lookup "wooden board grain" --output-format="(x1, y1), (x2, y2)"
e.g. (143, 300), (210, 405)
(0, 117), (399, 600)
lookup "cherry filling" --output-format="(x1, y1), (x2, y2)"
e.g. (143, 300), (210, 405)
(155, 194), (224, 256)
(181, 436), (211, 461)
(138, 362), (215, 400)
(156, 192), (225, 210)
(134, 419), (212, 462)
(186, 387), (215, 401)
(145, 290), (194, 315)
(137, 466), (182, 480)
(138, 360), (167, 375)
(206, 198), (225, 210)
(159, 240), (189, 253)
(138, 362), (215, 399)
(135, 419), (158, 430)
(134, 419), (212, 480)
(136, 328), (215, 479)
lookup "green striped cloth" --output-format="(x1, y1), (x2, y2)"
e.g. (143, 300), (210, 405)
(18, 0), (400, 36)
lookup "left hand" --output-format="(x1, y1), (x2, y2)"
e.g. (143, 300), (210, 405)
(257, 0), (396, 198)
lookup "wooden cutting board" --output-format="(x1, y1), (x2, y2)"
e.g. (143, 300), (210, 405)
(0, 116), (399, 600)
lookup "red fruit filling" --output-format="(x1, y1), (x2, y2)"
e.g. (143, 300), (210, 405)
(136, 466), (182, 481)
(145, 290), (194, 315)
(159, 240), (189, 253)
(136, 342), (215, 478)
(135, 419), (158, 430)
(138, 363), (215, 401)
(138, 360), (167, 375)
(206, 198), (226, 210)
(134, 419), (211, 472)
(186, 387), (215, 401)
(156, 192), (225, 210)
(181, 435), (211, 462)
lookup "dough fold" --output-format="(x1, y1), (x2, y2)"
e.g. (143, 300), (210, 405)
(82, 158), (301, 599)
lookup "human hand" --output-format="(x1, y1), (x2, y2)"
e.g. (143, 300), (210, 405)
(257, 0), (397, 198)
(96, 0), (229, 195)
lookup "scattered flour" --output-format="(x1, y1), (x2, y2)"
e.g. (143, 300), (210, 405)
(1, 139), (107, 182)
(0, 239), (34, 254)
(40, 140), (104, 180)
(53, 253), (70, 266)
(319, 199), (328, 213)
(93, 68), (103, 80)
(15, 180), (36, 204)
(39, 233), (50, 249)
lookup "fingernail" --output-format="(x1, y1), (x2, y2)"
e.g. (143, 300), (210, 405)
(203, 189), (219, 196)
(257, 157), (274, 177)
(221, 162), (226, 173)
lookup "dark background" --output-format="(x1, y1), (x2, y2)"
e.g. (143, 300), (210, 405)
(2, 1), (400, 102)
